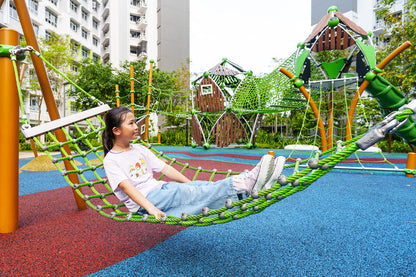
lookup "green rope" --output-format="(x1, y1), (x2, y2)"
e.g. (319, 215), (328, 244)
(30, 49), (102, 106)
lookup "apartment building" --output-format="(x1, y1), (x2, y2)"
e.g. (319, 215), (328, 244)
(1, 0), (190, 135)
(1, 0), (103, 128)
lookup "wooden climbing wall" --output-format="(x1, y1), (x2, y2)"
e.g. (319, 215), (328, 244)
(212, 112), (247, 147)
(191, 115), (204, 146)
(195, 77), (225, 112)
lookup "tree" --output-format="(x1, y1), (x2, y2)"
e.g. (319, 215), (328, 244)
(376, 0), (416, 98)
(24, 32), (74, 123)
(73, 61), (117, 109)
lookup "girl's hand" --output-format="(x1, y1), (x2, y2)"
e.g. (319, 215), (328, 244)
(148, 207), (165, 219)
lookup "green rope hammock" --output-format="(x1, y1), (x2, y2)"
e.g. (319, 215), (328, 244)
(11, 47), (416, 226)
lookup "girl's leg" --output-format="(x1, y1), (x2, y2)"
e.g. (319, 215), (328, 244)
(145, 178), (239, 217)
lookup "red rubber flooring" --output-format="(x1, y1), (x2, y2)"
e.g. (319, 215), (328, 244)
(0, 158), (253, 276)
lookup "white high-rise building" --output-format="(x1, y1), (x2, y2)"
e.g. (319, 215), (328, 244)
(0, 0), (190, 130)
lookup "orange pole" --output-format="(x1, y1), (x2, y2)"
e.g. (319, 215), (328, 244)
(328, 91), (334, 149)
(279, 67), (328, 151)
(0, 28), (19, 233)
(345, 41), (412, 140)
(115, 84), (120, 107)
(405, 152), (416, 177)
(14, 0), (86, 210)
(145, 60), (154, 142)
(130, 65), (134, 114)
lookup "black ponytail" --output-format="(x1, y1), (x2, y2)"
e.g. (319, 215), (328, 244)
(102, 106), (132, 156)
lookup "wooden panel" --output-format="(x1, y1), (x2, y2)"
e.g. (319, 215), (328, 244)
(324, 28), (330, 50)
(213, 113), (247, 147)
(330, 28), (336, 49)
(336, 26), (343, 50)
(196, 77), (225, 112)
(191, 115), (203, 146)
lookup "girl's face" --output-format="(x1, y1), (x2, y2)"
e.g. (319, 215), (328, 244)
(113, 112), (138, 142)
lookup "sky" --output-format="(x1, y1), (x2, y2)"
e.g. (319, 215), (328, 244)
(189, 0), (312, 76)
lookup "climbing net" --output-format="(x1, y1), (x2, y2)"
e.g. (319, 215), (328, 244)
(231, 52), (305, 115)
(10, 46), (416, 226)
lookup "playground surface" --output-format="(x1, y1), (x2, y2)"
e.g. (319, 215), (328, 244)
(1, 146), (415, 276)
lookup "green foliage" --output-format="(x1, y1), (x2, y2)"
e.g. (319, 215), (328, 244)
(72, 62), (117, 109)
(377, 134), (413, 153)
(161, 129), (188, 146)
(376, 0), (416, 98)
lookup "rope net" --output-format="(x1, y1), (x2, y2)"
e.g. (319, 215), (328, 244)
(22, 106), (366, 226)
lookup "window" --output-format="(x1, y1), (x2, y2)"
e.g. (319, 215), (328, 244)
(29, 0), (38, 14)
(81, 48), (89, 58)
(32, 24), (39, 36)
(70, 1), (78, 12)
(92, 37), (98, 46)
(92, 19), (99, 29)
(201, 84), (213, 95)
(45, 9), (57, 27)
(71, 41), (79, 51)
(92, 0), (98, 11)
(30, 96), (40, 111)
(130, 15), (140, 23)
(9, 4), (18, 19)
(70, 20), (79, 32)
(71, 65), (78, 72)
(82, 10), (89, 21)
(45, 31), (52, 40)
(92, 54), (99, 63)
(130, 31), (140, 38)
(49, 0), (58, 5)
(131, 0), (140, 6)
(82, 29), (88, 39)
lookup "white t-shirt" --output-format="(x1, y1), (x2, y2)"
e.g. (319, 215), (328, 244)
(103, 144), (167, 212)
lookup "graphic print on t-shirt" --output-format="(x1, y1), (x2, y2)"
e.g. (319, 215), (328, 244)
(129, 158), (147, 178)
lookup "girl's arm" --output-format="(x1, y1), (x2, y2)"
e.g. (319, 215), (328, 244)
(161, 164), (191, 183)
(118, 179), (165, 219)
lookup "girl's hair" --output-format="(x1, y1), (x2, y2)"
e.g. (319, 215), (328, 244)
(102, 106), (133, 156)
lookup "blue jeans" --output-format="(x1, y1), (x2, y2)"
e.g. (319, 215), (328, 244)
(138, 177), (239, 217)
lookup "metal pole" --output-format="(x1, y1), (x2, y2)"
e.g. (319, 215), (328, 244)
(0, 28), (19, 233)
(130, 65), (134, 114)
(145, 60), (154, 141)
(115, 84), (120, 107)
(14, 0), (87, 210)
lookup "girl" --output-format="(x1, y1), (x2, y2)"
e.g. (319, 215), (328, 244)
(102, 106), (285, 219)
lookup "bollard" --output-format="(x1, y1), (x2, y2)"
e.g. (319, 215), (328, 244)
(405, 152), (416, 177)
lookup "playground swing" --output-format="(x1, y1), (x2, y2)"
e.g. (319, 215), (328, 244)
(8, 44), (415, 226)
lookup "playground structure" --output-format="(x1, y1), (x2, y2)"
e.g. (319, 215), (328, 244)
(1, 1), (416, 233)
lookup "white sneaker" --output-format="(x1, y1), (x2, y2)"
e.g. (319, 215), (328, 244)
(250, 154), (275, 193)
(263, 156), (286, 190)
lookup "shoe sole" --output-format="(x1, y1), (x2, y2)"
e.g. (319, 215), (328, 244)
(263, 156), (286, 190)
(251, 154), (275, 192)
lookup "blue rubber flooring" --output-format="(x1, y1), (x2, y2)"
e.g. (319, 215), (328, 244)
(87, 171), (415, 276)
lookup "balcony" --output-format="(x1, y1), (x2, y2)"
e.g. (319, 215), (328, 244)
(102, 7), (109, 20)
(102, 22), (109, 33)
(138, 52), (147, 61)
(138, 0), (147, 15)
(102, 36), (110, 47)
(130, 33), (146, 45)
(137, 17), (147, 30)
